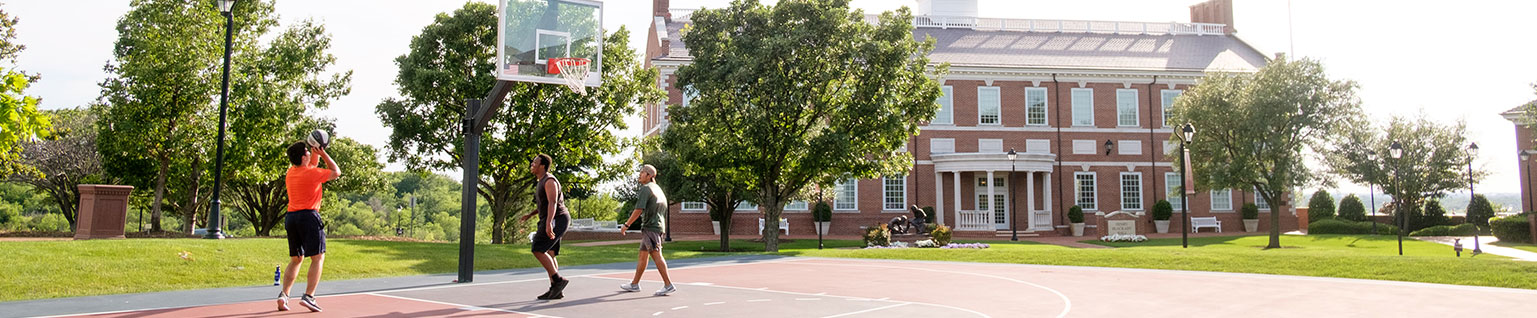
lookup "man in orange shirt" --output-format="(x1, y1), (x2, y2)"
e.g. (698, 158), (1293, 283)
(278, 142), (341, 312)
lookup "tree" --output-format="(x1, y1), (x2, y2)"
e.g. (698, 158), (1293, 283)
(11, 109), (108, 231)
(1337, 194), (1367, 222)
(1467, 194), (1495, 232)
(1324, 114), (1481, 236)
(1307, 190), (1335, 221)
(666, 0), (944, 252)
(0, 7), (53, 178)
(643, 146), (751, 251)
(1418, 198), (1450, 231)
(1170, 57), (1362, 249)
(97, 0), (278, 232)
(375, 2), (662, 243)
(220, 18), (353, 236)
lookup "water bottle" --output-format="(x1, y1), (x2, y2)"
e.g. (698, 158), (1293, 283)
(273, 266), (281, 286)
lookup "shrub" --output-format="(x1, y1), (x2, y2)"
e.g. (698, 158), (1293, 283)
(1068, 205), (1084, 223)
(930, 224), (952, 246)
(1466, 195), (1495, 229)
(863, 223), (891, 247)
(1308, 218), (1398, 235)
(1415, 199), (1452, 230)
(1409, 223), (1477, 237)
(0, 203), (17, 225)
(1152, 200), (1172, 221)
(812, 201), (832, 222)
(1241, 203), (1259, 220)
(1307, 190), (1335, 221)
(1491, 214), (1532, 244)
(921, 206), (936, 223)
(1336, 194), (1367, 222)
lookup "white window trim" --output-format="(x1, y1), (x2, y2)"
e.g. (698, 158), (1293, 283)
(834, 179), (859, 211)
(978, 139), (1004, 154)
(1026, 87), (1049, 126)
(934, 86), (954, 125)
(1116, 88), (1139, 127)
(784, 200), (810, 212)
(1071, 88), (1094, 127)
(1117, 140), (1143, 156)
(1165, 172), (1183, 211)
(931, 138), (955, 154)
(1253, 188), (1270, 211)
(883, 176), (907, 211)
(1211, 189), (1233, 212)
(1161, 89), (1183, 128)
(977, 86), (1002, 126)
(1074, 171), (1098, 211)
(735, 201), (759, 213)
(682, 201), (706, 211)
(1072, 140), (1096, 155)
(1120, 172), (1143, 211)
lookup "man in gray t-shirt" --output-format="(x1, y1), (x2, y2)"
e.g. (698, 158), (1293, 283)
(620, 164), (676, 296)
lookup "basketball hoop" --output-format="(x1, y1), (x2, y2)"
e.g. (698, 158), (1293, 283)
(548, 57), (591, 95)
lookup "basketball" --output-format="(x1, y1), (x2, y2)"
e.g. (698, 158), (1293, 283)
(305, 130), (330, 149)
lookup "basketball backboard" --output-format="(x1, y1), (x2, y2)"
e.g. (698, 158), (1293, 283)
(497, 0), (603, 88)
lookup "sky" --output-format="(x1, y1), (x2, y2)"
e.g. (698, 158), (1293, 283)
(8, 0), (1537, 196)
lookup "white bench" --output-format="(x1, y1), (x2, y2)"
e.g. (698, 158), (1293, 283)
(1191, 217), (1221, 233)
(759, 218), (789, 235)
(596, 220), (620, 232)
(570, 218), (598, 231)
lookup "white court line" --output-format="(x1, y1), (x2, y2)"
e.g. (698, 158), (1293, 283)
(820, 303), (909, 318)
(652, 311), (664, 316)
(796, 298), (822, 301)
(703, 301), (726, 306)
(671, 306), (689, 310)
(747, 299), (772, 302)
(789, 261), (1072, 318)
(368, 257), (799, 295)
(367, 293), (559, 318)
(585, 274), (988, 318)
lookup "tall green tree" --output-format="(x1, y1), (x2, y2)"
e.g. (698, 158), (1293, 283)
(668, 0), (945, 251)
(375, 2), (662, 243)
(1325, 114), (1482, 235)
(1467, 194), (1495, 232)
(97, 0), (277, 232)
(1336, 194), (1367, 222)
(11, 109), (108, 231)
(1307, 190), (1335, 221)
(642, 145), (751, 251)
(0, 7), (52, 178)
(221, 18), (354, 236)
(1170, 57), (1362, 249)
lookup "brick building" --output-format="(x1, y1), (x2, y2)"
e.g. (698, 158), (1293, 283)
(642, 0), (1300, 237)
(1500, 103), (1537, 243)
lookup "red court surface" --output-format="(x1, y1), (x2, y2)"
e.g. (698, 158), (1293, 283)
(52, 257), (1537, 318)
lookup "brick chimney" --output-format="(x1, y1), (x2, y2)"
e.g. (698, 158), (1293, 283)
(1189, 0), (1235, 35)
(655, 0), (671, 21)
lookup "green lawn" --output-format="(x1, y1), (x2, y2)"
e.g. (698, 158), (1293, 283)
(738, 235), (1537, 290)
(6, 235), (1536, 302)
(0, 238), (722, 302)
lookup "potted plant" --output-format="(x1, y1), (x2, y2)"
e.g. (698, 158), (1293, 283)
(1068, 205), (1085, 237)
(1242, 203), (1260, 232)
(1152, 200), (1173, 234)
(813, 201), (833, 235)
(709, 205), (725, 235)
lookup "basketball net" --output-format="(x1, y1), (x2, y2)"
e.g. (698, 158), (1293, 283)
(549, 58), (591, 95)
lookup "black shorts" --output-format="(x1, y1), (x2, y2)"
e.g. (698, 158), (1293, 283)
(285, 210), (326, 257)
(532, 214), (569, 256)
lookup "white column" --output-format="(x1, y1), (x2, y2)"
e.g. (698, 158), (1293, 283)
(935, 171), (945, 225)
(1027, 171), (1036, 230)
(987, 170), (996, 227)
(1044, 171), (1053, 227)
(953, 171), (962, 225)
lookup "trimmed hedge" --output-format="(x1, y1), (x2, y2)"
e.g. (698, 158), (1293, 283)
(1309, 218), (1398, 235)
(1337, 194), (1367, 222)
(812, 201), (832, 222)
(1409, 223), (1477, 237)
(1152, 200), (1173, 221)
(1068, 206), (1084, 223)
(1308, 190), (1336, 221)
(1491, 214), (1532, 244)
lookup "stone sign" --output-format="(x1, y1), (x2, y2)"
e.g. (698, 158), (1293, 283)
(1107, 220), (1136, 236)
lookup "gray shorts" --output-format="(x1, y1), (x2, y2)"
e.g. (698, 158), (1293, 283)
(639, 230), (664, 251)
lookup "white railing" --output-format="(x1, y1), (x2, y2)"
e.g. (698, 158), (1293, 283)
(1031, 210), (1052, 231)
(913, 15), (1225, 36)
(957, 210), (993, 231)
(670, 9), (1226, 36)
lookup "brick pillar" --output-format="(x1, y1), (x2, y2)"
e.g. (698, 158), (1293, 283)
(76, 185), (134, 240)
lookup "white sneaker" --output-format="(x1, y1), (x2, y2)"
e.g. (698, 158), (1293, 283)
(619, 283), (641, 292)
(653, 285), (676, 296)
(276, 293), (290, 311)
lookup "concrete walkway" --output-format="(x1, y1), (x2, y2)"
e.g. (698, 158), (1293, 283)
(1414, 236), (1537, 261)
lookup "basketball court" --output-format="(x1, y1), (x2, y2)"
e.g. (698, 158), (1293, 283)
(20, 255), (1535, 318)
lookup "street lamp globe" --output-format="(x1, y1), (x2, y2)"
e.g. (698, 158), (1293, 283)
(1468, 142), (1478, 157)
(1181, 123), (1195, 143)
(1104, 140), (1114, 155)
(1522, 151), (1531, 161)
(1389, 141), (1402, 159)
(218, 0), (236, 13)
(1007, 148), (1017, 161)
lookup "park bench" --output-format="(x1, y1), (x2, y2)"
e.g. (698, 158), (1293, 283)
(759, 217), (789, 235)
(1191, 217), (1221, 233)
(570, 218), (598, 231)
(596, 220), (620, 232)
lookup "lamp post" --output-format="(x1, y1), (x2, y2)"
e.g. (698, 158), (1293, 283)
(1367, 150), (1377, 235)
(1104, 140), (1115, 156)
(1179, 123), (1195, 248)
(1523, 150), (1536, 245)
(1466, 142), (1480, 254)
(1008, 148), (1018, 241)
(204, 0), (238, 239)
(1390, 141), (1403, 255)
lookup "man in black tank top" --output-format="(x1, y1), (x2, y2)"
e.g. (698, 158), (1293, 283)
(519, 154), (570, 300)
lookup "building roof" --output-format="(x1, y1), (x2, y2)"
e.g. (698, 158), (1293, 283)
(1500, 100), (1537, 123)
(655, 16), (1269, 73)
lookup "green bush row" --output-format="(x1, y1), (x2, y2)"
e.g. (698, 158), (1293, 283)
(1308, 218), (1397, 235)
(1491, 214), (1532, 244)
(1408, 223), (1477, 237)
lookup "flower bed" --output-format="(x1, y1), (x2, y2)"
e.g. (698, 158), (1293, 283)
(940, 243), (990, 249)
(1100, 234), (1148, 242)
